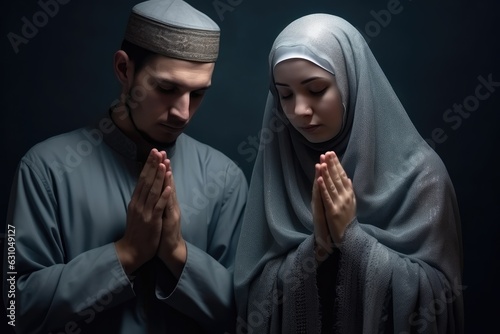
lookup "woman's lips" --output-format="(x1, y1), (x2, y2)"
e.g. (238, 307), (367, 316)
(300, 124), (321, 132)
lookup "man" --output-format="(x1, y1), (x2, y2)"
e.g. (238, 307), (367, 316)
(2, 0), (248, 333)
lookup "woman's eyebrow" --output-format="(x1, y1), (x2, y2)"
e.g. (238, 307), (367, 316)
(275, 77), (323, 86)
(300, 77), (322, 84)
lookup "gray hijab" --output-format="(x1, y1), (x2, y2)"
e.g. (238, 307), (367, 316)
(234, 14), (464, 333)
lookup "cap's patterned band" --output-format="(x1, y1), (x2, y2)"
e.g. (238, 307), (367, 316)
(124, 12), (219, 62)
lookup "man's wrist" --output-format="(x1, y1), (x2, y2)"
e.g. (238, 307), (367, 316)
(158, 239), (187, 279)
(115, 239), (142, 275)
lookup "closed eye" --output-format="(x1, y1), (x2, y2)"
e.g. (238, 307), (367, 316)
(190, 89), (207, 98)
(158, 85), (175, 94)
(311, 87), (327, 96)
(276, 88), (293, 100)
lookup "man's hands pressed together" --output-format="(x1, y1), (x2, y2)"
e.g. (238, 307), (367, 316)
(157, 157), (186, 278)
(115, 148), (186, 278)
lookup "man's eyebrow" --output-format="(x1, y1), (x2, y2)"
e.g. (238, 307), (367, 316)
(193, 85), (211, 91)
(275, 77), (322, 86)
(155, 78), (212, 91)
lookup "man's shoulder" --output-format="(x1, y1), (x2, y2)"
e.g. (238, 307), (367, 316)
(178, 134), (249, 195)
(22, 126), (98, 163)
(179, 134), (232, 162)
(178, 134), (245, 176)
(26, 128), (78, 150)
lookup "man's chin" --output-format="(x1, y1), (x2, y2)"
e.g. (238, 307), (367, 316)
(140, 130), (180, 148)
(153, 135), (179, 147)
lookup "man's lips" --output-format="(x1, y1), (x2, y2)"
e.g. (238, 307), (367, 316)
(160, 123), (185, 131)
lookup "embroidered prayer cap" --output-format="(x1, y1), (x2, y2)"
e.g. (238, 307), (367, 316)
(124, 0), (220, 62)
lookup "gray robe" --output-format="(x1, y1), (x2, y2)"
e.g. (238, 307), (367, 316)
(234, 14), (464, 334)
(3, 112), (248, 333)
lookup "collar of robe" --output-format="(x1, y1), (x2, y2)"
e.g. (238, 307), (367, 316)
(94, 108), (177, 163)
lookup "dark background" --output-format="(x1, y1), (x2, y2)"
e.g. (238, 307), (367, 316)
(1, 0), (498, 332)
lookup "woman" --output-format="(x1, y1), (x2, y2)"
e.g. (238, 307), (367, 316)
(234, 14), (464, 333)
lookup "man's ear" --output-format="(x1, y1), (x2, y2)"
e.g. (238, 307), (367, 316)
(114, 50), (134, 90)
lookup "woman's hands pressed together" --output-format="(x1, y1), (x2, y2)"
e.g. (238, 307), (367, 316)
(312, 151), (356, 262)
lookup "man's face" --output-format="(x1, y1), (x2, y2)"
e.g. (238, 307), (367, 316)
(127, 55), (214, 144)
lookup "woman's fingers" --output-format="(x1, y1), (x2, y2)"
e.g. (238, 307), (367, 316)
(318, 151), (357, 246)
(318, 174), (335, 216)
(312, 164), (334, 260)
(320, 160), (338, 201)
(325, 151), (345, 194)
(312, 164), (327, 227)
(330, 151), (355, 205)
(331, 151), (351, 190)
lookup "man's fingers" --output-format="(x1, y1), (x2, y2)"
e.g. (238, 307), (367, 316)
(144, 163), (166, 213)
(131, 149), (156, 200)
(165, 171), (176, 212)
(164, 160), (178, 203)
(153, 184), (171, 220)
(137, 149), (162, 202)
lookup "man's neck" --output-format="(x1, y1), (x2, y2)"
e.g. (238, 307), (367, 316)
(110, 103), (155, 161)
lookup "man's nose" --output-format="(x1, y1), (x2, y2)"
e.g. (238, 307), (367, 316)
(170, 92), (190, 121)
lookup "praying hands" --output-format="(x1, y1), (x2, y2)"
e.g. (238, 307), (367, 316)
(115, 148), (186, 277)
(312, 151), (356, 262)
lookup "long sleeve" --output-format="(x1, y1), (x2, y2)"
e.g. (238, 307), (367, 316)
(156, 161), (248, 333)
(336, 219), (464, 334)
(244, 220), (463, 334)
(240, 158), (464, 333)
(4, 125), (248, 333)
(3, 159), (135, 334)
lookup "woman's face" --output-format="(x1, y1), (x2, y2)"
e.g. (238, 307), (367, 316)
(273, 58), (344, 143)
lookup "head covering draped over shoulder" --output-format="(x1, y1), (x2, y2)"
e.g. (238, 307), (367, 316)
(124, 0), (220, 62)
(234, 14), (463, 333)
